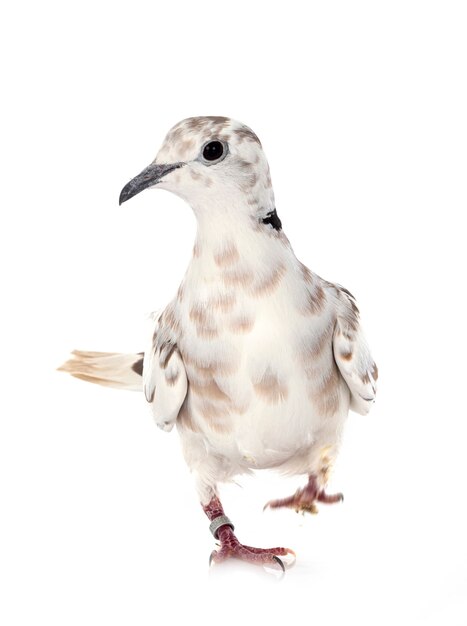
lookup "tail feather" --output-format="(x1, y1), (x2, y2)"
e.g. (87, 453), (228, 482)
(58, 350), (144, 391)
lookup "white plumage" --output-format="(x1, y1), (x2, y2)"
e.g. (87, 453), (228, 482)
(60, 116), (377, 569)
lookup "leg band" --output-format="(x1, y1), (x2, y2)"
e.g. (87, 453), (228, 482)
(209, 515), (235, 539)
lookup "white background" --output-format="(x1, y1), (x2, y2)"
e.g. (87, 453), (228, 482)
(1, 1), (466, 624)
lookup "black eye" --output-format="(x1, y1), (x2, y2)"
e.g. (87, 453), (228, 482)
(202, 141), (224, 162)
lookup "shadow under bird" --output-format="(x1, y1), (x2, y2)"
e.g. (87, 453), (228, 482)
(60, 116), (378, 572)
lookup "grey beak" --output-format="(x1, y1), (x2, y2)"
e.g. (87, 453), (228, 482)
(119, 162), (184, 205)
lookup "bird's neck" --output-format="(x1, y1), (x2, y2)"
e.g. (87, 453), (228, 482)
(186, 204), (294, 291)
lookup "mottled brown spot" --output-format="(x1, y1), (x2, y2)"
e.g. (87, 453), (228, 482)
(196, 399), (232, 433)
(184, 117), (209, 132)
(189, 303), (207, 324)
(204, 115), (230, 125)
(166, 126), (185, 143)
(177, 283), (185, 302)
(177, 399), (197, 432)
(300, 263), (314, 285)
(302, 285), (326, 315)
(318, 365), (340, 393)
(229, 315), (255, 333)
(300, 321), (335, 375)
(159, 342), (177, 369)
(253, 368), (288, 404)
(161, 307), (180, 334)
(189, 303), (219, 339)
(179, 138), (195, 158)
(340, 350), (353, 361)
(310, 365), (341, 416)
(337, 286), (360, 332)
(207, 420), (232, 434)
(234, 126), (262, 146)
(222, 267), (254, 287)
(190, 169), (202, 181)
(176, 116), (231, 146)
(191, 379), (230, 402)
(183, 351), (237, 377)
(193, 242), (201, 258)
(240, 173), (257, 191)
(250, 264), (286, 297)
(371, 363), (379, 381)
(237, 158), (254, 171)
(207, 293), (236, 312)
(184, 364), (205, 386)
(197, 326), (219, 339)
(361, 371), (371, 384)
(165, 369), (180, 386)
(214, 241), (240, 267)
(232, 400), (249, 415)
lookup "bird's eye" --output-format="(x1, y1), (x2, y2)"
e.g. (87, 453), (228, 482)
(202, 140), (225, 163)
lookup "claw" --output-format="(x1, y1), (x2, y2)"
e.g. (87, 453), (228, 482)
(209, 551), (217, 566)
(317, 491), (344, 504)
(272, 556), (285, 572)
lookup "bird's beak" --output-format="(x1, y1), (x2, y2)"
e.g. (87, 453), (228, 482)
(119, 162), (184, 205)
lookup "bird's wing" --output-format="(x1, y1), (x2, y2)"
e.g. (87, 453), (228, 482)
(332, 287), (378, 415)
(143, 312), (187, 432)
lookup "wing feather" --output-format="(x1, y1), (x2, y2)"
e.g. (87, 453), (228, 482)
(143, 312), (187, 431)
(332, 287), (378, 415)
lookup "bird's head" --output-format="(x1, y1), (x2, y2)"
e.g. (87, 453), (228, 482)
(119, 116), (279, 229)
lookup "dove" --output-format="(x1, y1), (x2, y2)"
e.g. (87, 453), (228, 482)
(60, 116), (378, 572)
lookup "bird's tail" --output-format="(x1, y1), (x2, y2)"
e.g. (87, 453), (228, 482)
(58, 350), (144, 391)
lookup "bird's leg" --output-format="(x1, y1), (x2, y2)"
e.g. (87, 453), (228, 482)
(202, 495), (295, 570)
(264, 475), (343, 514)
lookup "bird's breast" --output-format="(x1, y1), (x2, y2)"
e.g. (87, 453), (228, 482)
(175, 274), (349, 467)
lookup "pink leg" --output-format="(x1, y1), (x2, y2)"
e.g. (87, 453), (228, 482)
(203, 495), (295, 571)
(264, 475), (343, 514)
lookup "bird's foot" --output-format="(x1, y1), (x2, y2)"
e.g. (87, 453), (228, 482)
(264, 475), (343, 515)
(210, 529), (295, 572)
(203, 495), (295, 573)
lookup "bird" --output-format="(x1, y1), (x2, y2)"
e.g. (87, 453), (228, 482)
(60, 116), (378, 572)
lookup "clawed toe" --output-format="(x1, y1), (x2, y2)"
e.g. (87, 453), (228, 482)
(317, 491), (344, 504)
(204, 495), (296, 574)
(264, 475), (344, 514)
(209, 543), (295, 572)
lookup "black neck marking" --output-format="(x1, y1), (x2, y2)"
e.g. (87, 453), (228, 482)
(261, 209), (282, 231)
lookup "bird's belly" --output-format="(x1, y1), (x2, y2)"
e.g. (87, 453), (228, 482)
(179, 358), (350, 474)
(231, 391), (347, 471)
(177, 289), (350, 473)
